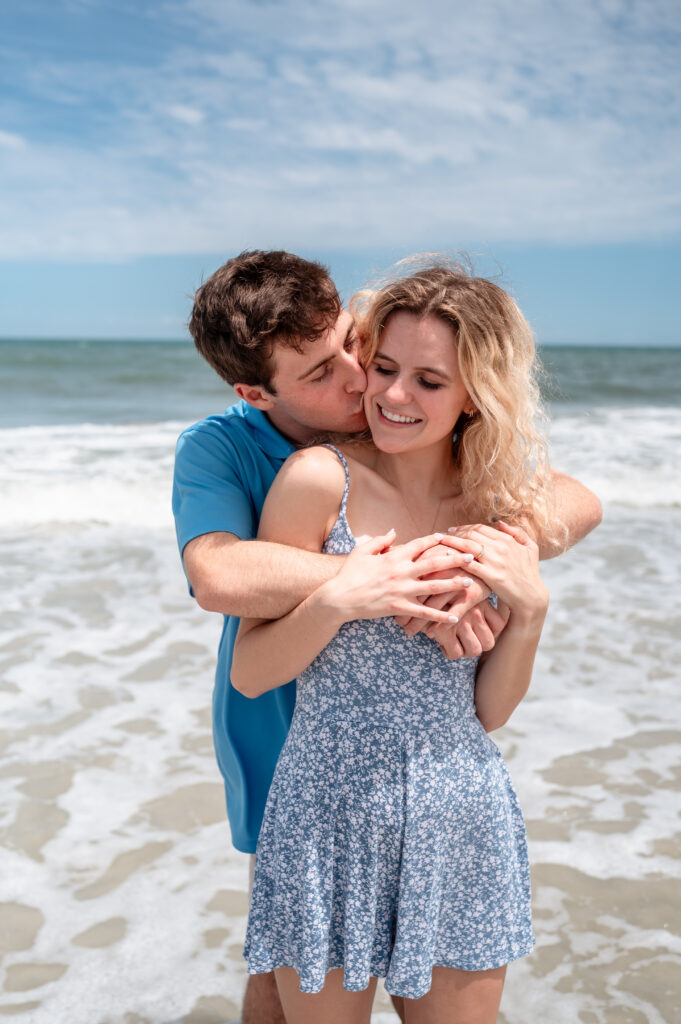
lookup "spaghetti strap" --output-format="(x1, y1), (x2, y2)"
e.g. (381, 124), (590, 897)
(320, 443), (350, 515)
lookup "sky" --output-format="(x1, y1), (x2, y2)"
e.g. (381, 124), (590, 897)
(1, 0), (680, 344)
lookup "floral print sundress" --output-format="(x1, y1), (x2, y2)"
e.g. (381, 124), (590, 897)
(244, 446), (534, 999)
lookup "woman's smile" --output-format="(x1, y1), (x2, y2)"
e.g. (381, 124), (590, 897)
(376, 404), (422, 425)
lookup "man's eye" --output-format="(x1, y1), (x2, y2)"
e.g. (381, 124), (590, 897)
(345, 334), (358, 350)
(312, 365), (331, 383)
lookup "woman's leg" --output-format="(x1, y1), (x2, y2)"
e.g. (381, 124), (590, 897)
(275, 967), (378, 1024)
(391, 993), (406, 1022)
(403, 965), (507, 1024)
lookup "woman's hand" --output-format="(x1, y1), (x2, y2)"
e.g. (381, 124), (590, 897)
(312, 530), (484, 628)
(442, 521), (549, 627)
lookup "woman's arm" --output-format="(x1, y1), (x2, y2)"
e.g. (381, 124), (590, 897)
(231, 448), (480, 698)
(441, 522), (549, 731)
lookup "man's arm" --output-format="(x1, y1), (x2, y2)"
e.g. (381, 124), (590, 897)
(183, 531), (342, 620)
(184, 447), (476, 623)
(545, 469), (602, 558)
(175, 421), (343, 620)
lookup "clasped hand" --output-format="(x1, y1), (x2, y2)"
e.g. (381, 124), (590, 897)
(319, 529), (486, 628)
(320, 522), (547, 657)
(394, 521), (547, 659)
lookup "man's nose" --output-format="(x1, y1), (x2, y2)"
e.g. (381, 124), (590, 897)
(343, 354), (366, 393)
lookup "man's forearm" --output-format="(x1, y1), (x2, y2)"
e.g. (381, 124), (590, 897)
(544, 470), (602, 559)
(185, 533), (343, 619)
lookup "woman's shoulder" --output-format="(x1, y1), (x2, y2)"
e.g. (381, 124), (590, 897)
(258, 445), (348, 548)
(279, 444), (348, 491)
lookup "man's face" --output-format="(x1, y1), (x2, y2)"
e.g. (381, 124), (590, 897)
(262, 310), (368, 443)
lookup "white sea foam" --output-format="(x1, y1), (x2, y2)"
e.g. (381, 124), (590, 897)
(1, 406), (680, 536)
(0, 421), (183, 528)
(548, 405), (681, 507)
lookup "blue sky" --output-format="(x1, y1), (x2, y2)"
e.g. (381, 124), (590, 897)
(1, 0), (680, 343)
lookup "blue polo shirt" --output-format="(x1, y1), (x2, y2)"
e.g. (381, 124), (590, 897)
(172, 400), (297, 853)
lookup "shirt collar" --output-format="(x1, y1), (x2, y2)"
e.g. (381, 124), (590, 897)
(234, 400), (297, 462)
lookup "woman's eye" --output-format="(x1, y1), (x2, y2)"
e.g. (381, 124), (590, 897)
(419, 378), (442, 390)
(373, 364), (394, 375)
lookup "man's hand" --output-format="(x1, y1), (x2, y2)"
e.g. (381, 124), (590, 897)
(427, 599), (510, 660)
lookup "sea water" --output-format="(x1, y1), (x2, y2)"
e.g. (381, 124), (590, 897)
(0, 340), (680, 1023)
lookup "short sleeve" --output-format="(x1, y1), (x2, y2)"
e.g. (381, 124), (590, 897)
(172, 420), (256, 557)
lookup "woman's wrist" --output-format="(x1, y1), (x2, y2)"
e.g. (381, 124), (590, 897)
(306, 578), (352, 632)
(506, 598), (548, 634)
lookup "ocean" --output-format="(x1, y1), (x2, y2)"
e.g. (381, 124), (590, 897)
(1, 340), (680, 1024)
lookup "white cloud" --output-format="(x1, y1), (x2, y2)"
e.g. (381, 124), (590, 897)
(0, 0), (679, 258)
(0, 129), (27, 150)
(167, 104), (205, 125)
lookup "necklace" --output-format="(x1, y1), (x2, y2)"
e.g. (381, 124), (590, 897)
(397, 490), (446, 538)
(374, 454), (458, 538)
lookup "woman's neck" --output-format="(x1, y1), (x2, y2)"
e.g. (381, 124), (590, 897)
(371, 438), (460, 502)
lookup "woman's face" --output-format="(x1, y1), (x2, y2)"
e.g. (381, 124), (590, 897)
(364, 311), (472, 455)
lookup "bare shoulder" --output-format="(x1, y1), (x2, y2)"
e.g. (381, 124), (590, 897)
(273, 445), (347, 495)
(258, 445), (346, 550)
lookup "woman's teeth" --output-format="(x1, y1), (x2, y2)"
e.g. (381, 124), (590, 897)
(379, 405), (420, 424)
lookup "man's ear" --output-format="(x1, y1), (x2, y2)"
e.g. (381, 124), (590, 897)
(233, 382), (276, 410)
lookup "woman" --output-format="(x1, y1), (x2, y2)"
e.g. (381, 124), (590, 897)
(231, 262), (557, 1024)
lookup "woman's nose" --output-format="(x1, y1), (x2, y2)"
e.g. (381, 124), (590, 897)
(383, 376), (411, 404)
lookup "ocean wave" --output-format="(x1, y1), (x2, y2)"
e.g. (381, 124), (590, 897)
(548, 405), (681, 508)
(0, 421), (184, 528)
(1, 407), (679, 529)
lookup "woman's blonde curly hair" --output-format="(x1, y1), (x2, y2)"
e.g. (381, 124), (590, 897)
(351, 256), (564, 549)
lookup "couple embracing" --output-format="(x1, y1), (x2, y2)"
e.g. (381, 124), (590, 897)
(172, 250), (601, 1024)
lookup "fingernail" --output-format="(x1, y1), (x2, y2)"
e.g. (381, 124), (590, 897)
(463, 553), (474, 562)
(462, 577), (473, 587)
(433, 532), (443, 540)
(447, 527), (457, 533)
(448, 615), (459, 623)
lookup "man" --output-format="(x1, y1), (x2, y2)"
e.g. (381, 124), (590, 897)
(172, 250), (601, 1024)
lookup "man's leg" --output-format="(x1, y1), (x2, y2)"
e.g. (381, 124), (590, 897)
(242, 854), (287, 1024)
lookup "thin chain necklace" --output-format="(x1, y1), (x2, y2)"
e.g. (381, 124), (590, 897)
(376, 455), (459, 537)
(392, 488), (447, 537)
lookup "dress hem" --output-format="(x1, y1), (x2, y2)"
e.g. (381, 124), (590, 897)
(243, 940), (536, 999)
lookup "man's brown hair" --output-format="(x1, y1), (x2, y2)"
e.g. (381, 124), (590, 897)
(189, 250), (341, 391)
